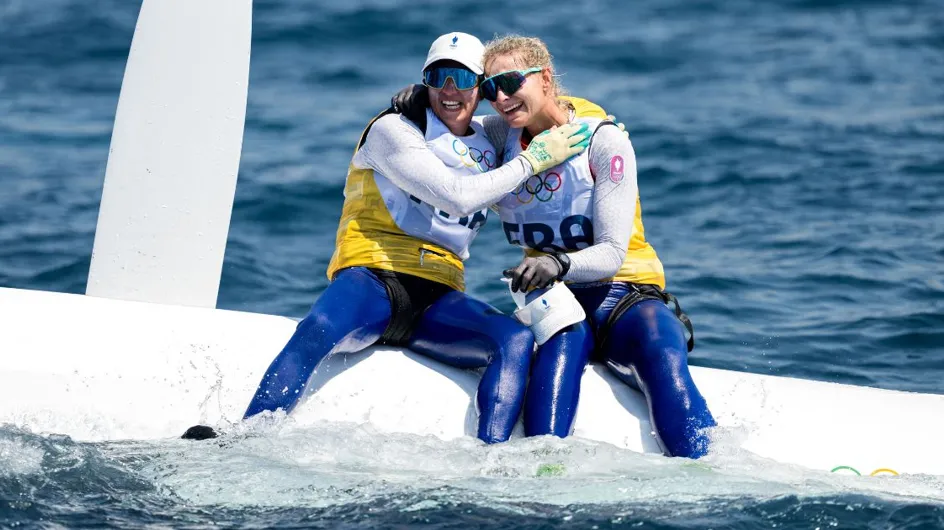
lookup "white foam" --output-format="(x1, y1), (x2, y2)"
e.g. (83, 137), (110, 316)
(125, 422), (944, 510)
(0, 432), (45, 477)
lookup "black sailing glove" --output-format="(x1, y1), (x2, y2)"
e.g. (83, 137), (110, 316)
(503, 255), (565, 293)
(391, 83), (429, 125)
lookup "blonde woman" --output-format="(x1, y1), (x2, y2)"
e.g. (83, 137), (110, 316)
(481, 36), (716, 458)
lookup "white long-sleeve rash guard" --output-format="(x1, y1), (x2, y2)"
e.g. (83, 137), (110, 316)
(353, 113), (534, 217)
(563, 124), (639, 283)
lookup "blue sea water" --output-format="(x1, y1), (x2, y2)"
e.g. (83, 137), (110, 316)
(1, 0), (943, 528)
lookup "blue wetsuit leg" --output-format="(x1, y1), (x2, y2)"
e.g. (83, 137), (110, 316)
(244, 267), (391, 418)
(601, 298), (716, 458)
(523, 321), (594, 438)
(407, 291), (535, 444)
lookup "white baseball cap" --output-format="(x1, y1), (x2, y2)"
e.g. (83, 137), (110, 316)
(422, 32), (485, 75)
(507, 280), (587, 345)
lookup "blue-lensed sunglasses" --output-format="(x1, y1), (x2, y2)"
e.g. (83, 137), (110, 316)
(481, 67), (543, 102)
(422, 66), (480, 91)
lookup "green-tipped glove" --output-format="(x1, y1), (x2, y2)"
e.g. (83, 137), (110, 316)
(518, 122), (592, 175)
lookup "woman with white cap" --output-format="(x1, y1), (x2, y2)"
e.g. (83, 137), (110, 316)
(232, 33), (592, 444)
(479, 35), (717, 458)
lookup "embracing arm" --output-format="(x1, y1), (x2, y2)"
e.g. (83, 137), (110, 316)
(563, 124), (639, 282)
(355, 114), (533, 217)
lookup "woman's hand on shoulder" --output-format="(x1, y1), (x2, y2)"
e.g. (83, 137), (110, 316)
(605, 114), (629, 139)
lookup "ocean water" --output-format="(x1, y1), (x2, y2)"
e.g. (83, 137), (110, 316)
(1, 0), (943, 528)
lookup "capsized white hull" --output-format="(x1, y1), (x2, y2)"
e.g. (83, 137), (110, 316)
(2, 286), (942, 477)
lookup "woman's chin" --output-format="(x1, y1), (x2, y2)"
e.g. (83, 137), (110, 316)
(503, 113), (529, 129)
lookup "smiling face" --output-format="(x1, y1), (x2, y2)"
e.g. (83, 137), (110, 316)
(425, 60), (480, 136)
(483, 53), (552, 130)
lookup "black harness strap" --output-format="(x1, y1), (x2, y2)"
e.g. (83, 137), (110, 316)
(660, 289), (695, 353)
(601, 284), (695, 353)
(373, 269), (414, 346)
(357, 105), (427, 151)
(371, 269), (453, 346)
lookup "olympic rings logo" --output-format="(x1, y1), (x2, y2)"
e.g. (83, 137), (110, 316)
(452, 139), (496, 172)
(830, 465), (899, 477)
(513, 172), (561, 204)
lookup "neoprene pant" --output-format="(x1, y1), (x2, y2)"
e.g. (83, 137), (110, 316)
(243, 266), (534, 444)
(524, 282), (716, 458)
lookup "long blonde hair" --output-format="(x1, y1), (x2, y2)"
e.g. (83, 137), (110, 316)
(482, 35), (567, 100)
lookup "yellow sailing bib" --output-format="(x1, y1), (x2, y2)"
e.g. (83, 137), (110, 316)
(327, 109), (494, 291)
